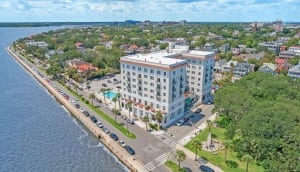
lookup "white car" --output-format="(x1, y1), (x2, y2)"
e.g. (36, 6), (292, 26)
(177, 120), (184, 126)
(118, 140), (126, 147)
(79, 108), (85, 112)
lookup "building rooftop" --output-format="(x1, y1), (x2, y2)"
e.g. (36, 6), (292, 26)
(121, 52), (187, 67)
(187, 50), (215, 56)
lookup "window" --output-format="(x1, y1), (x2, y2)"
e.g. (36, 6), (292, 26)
(122, 64), (125, 68)
(180, 68), (183, 72)
(163, 93), (166, 96)
(164, 72), (167, 76)
(132, 66), (136, 70)
(127, 65), (130, 69)
(150, 89), (154, 93)
(138, 67), (141, 71)
(198, 72), (201, 75)
(150, 96), (154, 99)
(150, 69), (154, 73)
(150, 83), (154, 86)
(163, 79), (166, 82)
(144, 75), (148, 78)
(132, 72), (136, 76)
(173, 71), (175, 75)
(144, 94), (148, 97)
(156, 104), (160, 108)
(198, 78), (201, 81)
(163, 86), (166, 89)
(144, 88), (148, 91)
(157, 70), (161, 75)
(150, 76), (154, 80)
(144, 68), (147, 72)
(144, 81), (148, 85)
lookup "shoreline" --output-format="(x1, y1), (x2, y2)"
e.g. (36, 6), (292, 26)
(6, 45), (147, 172)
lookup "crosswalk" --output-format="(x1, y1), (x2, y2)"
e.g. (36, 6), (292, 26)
(144, 134), (177, 171)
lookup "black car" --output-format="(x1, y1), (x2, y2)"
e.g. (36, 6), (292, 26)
(199, 165), (214, 172)
(124, 145), (135, 155)
(195, 108), (202, 113)
(183, 116), (190, 122)
(109, 133), (119, 141)
(90, 115), (97, 123)
(74, 103), (80, 109)
(83, 110), (90, 117)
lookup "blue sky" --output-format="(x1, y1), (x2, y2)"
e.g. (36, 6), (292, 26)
(0, 0), (299, 22)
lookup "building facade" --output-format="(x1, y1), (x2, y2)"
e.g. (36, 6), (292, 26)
(178, 51), (215, 103)
(120, 52), (187, 127)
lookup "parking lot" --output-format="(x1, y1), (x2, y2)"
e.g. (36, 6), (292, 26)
(89, 74), (122, 94)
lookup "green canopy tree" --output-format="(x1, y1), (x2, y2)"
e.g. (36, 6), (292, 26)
(192, 140), (202, 161)
(155, 111), (163, 130)
(242, 154), (253, 172)
(89, 93), (95, 107)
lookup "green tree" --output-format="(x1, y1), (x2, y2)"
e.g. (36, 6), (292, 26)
(143, 115), (150, 131)
(175, 150), (186, 169)
(112, 96), (117, 109)
(116, 92), (121, 109)
(242, 154), (253, 172)
(89, 93), (95, 107)
(112, 108), (120, 124)
(192, 140), (202, 161)
(223, 141), (231, 162)
(155, 111), (163, 130)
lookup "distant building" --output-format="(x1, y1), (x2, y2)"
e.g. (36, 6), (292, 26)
(222, 60), (254, 77)
(279, 51), (295, 59)
(287, 62), (300, 78)
(232, 52), (265, 61)
(68, 59), (98, 73)
(259, 63), (277, 75)
(219, 44), (230, 53)
(214, 59), (227, 73)
(258, 42), (282, 52)
(204, 43), (216, 51)
(25, 40), (48, 49)
(275, 58), (290, 72)
(288, 46), (300, 56)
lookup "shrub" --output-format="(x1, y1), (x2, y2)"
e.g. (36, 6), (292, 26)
(85, 100), (89, 104)
(225, 160), (238, 168)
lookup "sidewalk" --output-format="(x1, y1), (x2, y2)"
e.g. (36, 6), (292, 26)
(176, 144), (223, 172)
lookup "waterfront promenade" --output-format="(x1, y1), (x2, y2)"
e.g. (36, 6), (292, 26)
(7, 45), (147, 172)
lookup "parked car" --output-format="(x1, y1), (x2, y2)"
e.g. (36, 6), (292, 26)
(97, 122), (103, 128)
(107, 80), (112, 83)
(183, 116), (190, 122)
(199, 165), (214, 172)
(195, 108), (202, 113)
(124, 145), (135, 155)
(90, 115), (97, 123)
(74, 103), (80, 109)
(127, 119), (135, 125)
(79, 108), (85, 112)
(82, 110), (90, 117)
(118, 140), (126, 147)
(102, 83), (107, 87)
(102, 127), (110, 134)
(109, 133), (119, 141)
(177, 120), (184, 126)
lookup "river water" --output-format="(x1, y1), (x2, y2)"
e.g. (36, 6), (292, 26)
(0, 27), (127, 172)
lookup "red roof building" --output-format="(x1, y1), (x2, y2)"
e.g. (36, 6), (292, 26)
(275, 58), (289, 72)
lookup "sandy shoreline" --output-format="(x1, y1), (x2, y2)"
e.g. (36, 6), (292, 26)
(6, 45), (147, 172)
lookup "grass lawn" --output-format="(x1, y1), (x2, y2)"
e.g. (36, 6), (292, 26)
(165, 160), (187, 172)
(62, 82), (136, 139)
(185, 126), (264, 172)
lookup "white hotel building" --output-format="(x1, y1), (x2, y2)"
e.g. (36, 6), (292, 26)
(180, 51), (215, 103)
(120, 52), (187, 127)
(120, 50), (215, 127)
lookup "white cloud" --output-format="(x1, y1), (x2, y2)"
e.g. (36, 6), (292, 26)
(0, 0), (298, 22)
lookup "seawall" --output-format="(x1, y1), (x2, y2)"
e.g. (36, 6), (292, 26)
(6, 45), (147, 172)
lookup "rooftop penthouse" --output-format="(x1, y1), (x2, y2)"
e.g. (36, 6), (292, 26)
(120, 52), (187, 69)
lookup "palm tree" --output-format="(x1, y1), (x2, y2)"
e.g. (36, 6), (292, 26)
(223, 141), (231, 162)
(143, 115), (149, 131)
(116, 93), (121, 109)
(207, 120), (213, 133)
(241, 154), (253, 172)
(112, 96), (117, 109)
(175, 150), (186, 169)
(155, 111), (163, 130)
(125, 101), (132, 119)
(192, 140), (202, 161)
(125, 101), (132, 135)
(112, 108), (119, 124)
(100, 88), (108, 105)
(74, 84), (79, 94)
(89, 93), (95, 107)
